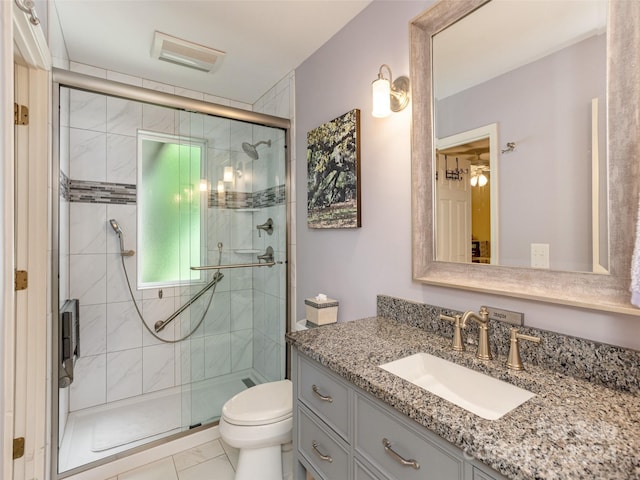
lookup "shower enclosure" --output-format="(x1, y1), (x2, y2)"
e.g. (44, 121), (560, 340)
(53, 71), (289, 475)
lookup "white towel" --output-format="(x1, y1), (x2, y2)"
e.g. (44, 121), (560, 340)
(631, 194), (640, 307)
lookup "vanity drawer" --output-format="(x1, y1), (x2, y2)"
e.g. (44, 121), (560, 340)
(298, 354), (350, 441)
(298, 406), (349, 480)
(355, 395), (463, 480)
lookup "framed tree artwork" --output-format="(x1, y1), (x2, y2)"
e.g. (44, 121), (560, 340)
(306, 109), (361, 229)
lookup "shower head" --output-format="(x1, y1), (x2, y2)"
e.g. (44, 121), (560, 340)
(109, 219), (123, 236)
(241, 140), (271, 160)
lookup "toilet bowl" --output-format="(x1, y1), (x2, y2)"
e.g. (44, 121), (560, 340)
(219, 379), (293, 480)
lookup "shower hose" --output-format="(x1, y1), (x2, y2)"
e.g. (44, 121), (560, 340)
(119, 246), (223, 344)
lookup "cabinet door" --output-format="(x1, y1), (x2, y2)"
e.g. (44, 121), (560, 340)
(298, 405), (350, 480)
(355, 459), (384, 480)
(355, 395), (463, 480)
(298, 354), (351, 441)
(473, 466), (507, 480)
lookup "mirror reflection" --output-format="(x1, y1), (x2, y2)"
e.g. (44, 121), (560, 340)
(432, 0), (608, 273)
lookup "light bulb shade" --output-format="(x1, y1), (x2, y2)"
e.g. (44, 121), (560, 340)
(478, 173), (488, 187)
(470, 175), (478, 187)
(217, 180), (225, 193)
(223, 166), (234, 182)
(372, 77), (391, 118)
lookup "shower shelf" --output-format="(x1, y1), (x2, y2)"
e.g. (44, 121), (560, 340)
(234, 249), (261, 254)
(235, 208), (259, 212)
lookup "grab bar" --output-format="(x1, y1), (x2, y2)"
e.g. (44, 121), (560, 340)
(154, 271), (224, 333)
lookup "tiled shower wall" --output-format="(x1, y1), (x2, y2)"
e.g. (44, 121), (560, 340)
(251, 73), (293, 382)
(62, 63), (291, 414)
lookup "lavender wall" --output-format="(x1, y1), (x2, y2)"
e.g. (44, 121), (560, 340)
(295, 0), (640, 350)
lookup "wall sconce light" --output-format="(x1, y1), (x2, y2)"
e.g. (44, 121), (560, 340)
(217, 180), (225, 193)
(372, 64), (410, 118)
(223, 165), (242, 183)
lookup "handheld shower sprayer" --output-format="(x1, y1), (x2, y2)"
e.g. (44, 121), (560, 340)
(109, 219), (123, 236)
(108, 219), (135, 257)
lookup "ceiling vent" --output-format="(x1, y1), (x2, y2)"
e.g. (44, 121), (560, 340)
(151, 31), (225, 73)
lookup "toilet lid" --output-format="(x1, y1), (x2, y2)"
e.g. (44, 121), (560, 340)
(222, 379), (292, 426)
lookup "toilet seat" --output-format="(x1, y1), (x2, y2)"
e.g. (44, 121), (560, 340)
(222, 379), (292, 426)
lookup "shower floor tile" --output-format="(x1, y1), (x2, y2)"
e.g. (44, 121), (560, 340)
(60, 371), (261, 473)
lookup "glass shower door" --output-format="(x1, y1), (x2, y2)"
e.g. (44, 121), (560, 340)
(180, 114), (288, 429)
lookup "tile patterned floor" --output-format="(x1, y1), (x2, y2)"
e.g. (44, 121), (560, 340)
(108, 439), (239, 480)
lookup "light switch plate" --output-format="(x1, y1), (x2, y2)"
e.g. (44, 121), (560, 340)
(531, 243), (550, 268)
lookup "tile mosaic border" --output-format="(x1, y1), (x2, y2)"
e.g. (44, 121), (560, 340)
(377, 294), (640, 394)
(208, 184), (286, 209)
(60, 171), (70, 201)
(69, 179), (136, 205)
(66, 178), (286, 209)
(253, 185), (286, 208)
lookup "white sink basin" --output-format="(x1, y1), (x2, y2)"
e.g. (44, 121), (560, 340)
(379, 353), (534, 420)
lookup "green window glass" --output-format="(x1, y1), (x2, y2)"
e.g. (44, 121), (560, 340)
(138, 131), (206, 288)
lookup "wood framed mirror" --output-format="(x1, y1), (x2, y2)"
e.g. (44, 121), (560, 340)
(410, 0), (640, 315)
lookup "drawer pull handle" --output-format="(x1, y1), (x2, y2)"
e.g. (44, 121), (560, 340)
(312, 384), (333, 403)
(382, 438), (420, 470)
(312, 441), (333, 463)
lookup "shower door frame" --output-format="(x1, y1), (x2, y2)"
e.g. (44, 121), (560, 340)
(51, 68), (292, 479)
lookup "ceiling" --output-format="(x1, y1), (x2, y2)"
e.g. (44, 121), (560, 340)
(52, 0), (373, 105)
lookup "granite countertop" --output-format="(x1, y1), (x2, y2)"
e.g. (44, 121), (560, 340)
(286, 317), (640, 480)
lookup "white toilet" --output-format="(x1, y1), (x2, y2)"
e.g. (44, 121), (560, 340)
(219, 379), (293, 480)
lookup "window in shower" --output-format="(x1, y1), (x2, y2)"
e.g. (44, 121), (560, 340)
(137, 131), (207, 288)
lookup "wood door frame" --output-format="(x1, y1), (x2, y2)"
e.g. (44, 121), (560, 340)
(6, 4), (51, 480)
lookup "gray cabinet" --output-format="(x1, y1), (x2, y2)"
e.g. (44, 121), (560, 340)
(293, 348), (509, 480)
(356, 394), (463, 479)
(298, 405), (350, 479)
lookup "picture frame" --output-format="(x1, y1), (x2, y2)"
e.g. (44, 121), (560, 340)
(306, 108), (361, 229)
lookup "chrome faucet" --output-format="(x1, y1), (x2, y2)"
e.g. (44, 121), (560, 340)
(461, 306), (492, 360)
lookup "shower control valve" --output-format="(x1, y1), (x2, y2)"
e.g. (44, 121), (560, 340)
(256, 218), (274, 237)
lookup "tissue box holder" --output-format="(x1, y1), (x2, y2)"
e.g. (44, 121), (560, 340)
(305, 297), (339, 326)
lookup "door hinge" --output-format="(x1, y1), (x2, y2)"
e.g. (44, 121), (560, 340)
(14, 103), (29, 126)
(13, 437), (25, 459)
(15, 270), (28, 291)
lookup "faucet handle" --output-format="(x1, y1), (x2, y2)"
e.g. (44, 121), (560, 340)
(439, 314), (465, 352)
(507, 328), (541, 371)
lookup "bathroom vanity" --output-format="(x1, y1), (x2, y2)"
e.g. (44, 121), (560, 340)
(286, 313), (640, 479)
(293, 348), (508, 480)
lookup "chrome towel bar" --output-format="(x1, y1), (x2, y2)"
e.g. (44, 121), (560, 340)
(191, 261), (276, 270)
(192, 246), (277, 270)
